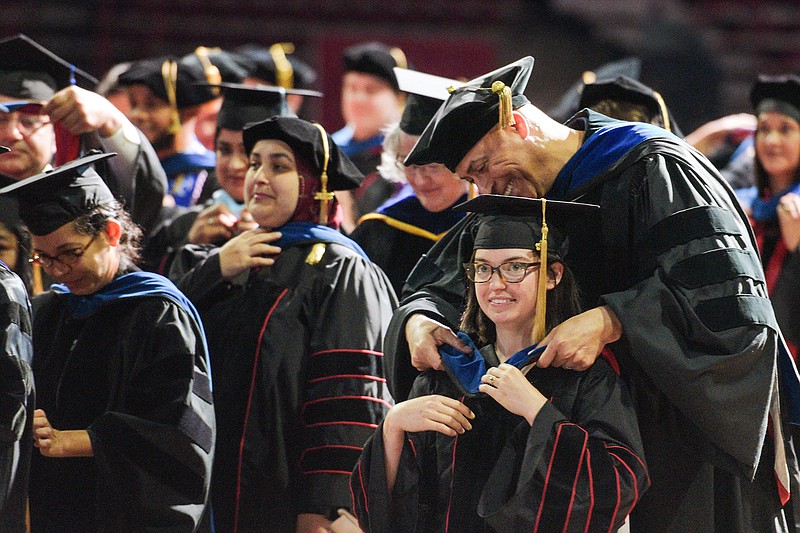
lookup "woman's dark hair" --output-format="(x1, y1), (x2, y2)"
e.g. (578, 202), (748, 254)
(72, 200), (144, 265)
(459, 254), (583, 346)
(1, 221), (33, 295)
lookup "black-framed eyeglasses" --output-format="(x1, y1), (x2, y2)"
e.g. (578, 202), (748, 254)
(464, 261), (541, 283)
(30, 235), (97, 269)
(0, 109), (52, 135)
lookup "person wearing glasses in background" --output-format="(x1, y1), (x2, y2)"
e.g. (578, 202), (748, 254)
(0, 153), (214, 532)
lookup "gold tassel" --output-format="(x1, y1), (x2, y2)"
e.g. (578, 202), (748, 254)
(32, 262), (43, 295)
(532, 199), (548, 343)
(161, 60), (182, 135)
(492, 81), (514, 129)
(269, 43), (295, 89)
(652, 90), (672, 133)
(305, 243), (327, 265)
(389, 47), (408, 69)
(194, 46), (222, 94)
(312, 123), (335, 224)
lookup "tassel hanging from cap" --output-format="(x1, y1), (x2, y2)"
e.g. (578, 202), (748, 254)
(312, 123), (335, 224)
(269, 43), (295, 89)
(161, 60), (182, 135)
(195, 46), (222, 96)
(532, 199), (548, 343)
(652, 90), (672, 133)
(492, 80), (514, 129)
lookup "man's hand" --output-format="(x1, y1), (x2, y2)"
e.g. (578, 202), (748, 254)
(536, 306), (622, 371)
(42, 86), (124, 137)
(33, 409), (93, 458)
(405, 314), (472, 371)
(188, 204), (240, 245)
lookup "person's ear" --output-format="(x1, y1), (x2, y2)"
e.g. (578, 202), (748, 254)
(547, 262), (564, 290)
(104, 220), (122, 247)
(511, 110), (530, 139)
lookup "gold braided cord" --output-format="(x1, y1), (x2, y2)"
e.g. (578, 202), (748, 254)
(389, 47), (407, 70)
(312, 122), (335, 224)
(651, 90), (672, 133)
(269, 43), (295, 89)
(491, 81), (514, 129)
(161, 60), (182, 135)
(532, 199), (548, 343)
(194, 46), (222, 95)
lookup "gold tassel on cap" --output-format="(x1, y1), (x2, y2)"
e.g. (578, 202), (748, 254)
(532, 199), (548, 343)
(491, 80), (514, 129)
(312, 123), (335, 224)
(652, 90), (672, 133)
(161, 59), (182, 135)
(269, 43), (295, 89)
(194, 46), (222, 95)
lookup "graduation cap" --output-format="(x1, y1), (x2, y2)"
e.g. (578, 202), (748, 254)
(118, 56), (218, 109)
(243, 117), (364, 223)
(440, 194), (600, 396)
(548, 56), (641, 123)
(0, 152), (116, 236)
(394, 67), (464, 136)
(181, 47), (255, 87)
(750, 74), (800, 122)
(579, 75), (679, 134)
(0, 34), (98, 101)
(236, 43), (318, 90)
(343, 42), (409, 92)
(210, 82), (322, 131)
(404, 57), (534, 172)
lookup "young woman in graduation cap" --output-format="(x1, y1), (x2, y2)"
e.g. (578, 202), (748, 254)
(170, 116), (396, 532)
(351, 196), (648, 533)
(0, 153), (214, 532)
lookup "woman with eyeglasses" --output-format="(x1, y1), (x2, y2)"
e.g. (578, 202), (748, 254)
(0, 153), (214, 532)
(351, 197), (648, 532)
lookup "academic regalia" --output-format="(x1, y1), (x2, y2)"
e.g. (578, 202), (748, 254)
(387, 101), (798, 529)
(351, 191), (467, 295)
(0, 263), (33, 533)
(352, 347), (647, 533)
(1, 154), (214, 532)
(172, 225), (396, 532)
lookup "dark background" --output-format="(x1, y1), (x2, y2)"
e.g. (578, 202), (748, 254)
(3, 0), (800, 134)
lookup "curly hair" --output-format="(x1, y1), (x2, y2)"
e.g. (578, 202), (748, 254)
(71, 200), (144, 265)
(459, 254), (583, 346)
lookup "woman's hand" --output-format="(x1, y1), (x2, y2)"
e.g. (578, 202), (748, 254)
(218, 228), (282, 280)
(778, 193), (800, 252)
(383, 395), (474, 439)
(33, 409), (93, 458)
(188, 204), (239, 245)
(479, 364), (547, 425)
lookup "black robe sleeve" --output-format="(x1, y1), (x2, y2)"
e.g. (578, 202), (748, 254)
(597, 147), (779, 472)
(85, 298), (214, 532)
(0, 268), (33, 532)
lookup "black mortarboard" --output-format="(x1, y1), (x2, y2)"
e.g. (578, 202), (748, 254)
(579, 75), (680, 134)
(211, 83), (322, 131)
(404, 56), (534, 172)
(0, 152), (116, 236)
(457, 194), (600, 343)
(0, 34), (98, 101)
(750, 75), (800, 122)
(343, 42), (409, 92)
(548, 56), (641, 123)
(394, 67), (463, 137)
(235, 43), (318, 90)
(118, 56), (217, 109)
(181, 47), (255, 86)
(243, 116), (363, 191)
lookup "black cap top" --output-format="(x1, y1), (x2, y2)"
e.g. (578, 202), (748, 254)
(394, 67), (463, 137)
(180, 47), (255, 85)
(211, 82), (322, 131)
(343, 42), (408, 91)
(235, 43), (318, 90)
(118, 56), (217, 108)
(549, 56), (642, 123)
(243, 116), (363, 191)
(751, 74), (800, 121)
(455, 194), (600, 258)
(0, 34), (98, 101)
(0, 152), (117, 236)
(404, 56), (534, 172)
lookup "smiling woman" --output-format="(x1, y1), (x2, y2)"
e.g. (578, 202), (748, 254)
(0, 153), (215, 531)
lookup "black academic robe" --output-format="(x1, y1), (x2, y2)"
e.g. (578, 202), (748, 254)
(172, 231), (397, 532)
(0, 265), (33, 533)
(352, 349), (648, 533)
(28, 273), (214, 532)
(350, 193), (468, 295)
(385, 110), (797, 531)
